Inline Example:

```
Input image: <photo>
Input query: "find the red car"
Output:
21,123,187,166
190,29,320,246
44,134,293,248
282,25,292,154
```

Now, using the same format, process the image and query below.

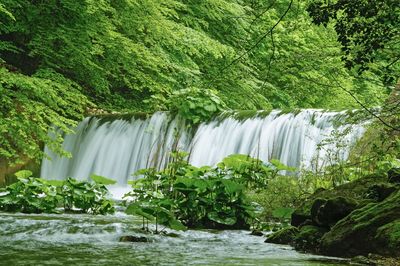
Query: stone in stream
250,230,263,236
264,226,299,245
293,225,328,253
119,235,149,242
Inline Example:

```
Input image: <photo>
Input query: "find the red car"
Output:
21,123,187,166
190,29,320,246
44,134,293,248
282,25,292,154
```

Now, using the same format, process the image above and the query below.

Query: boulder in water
119,235,149,242
293,225,328,253
264,226,299,245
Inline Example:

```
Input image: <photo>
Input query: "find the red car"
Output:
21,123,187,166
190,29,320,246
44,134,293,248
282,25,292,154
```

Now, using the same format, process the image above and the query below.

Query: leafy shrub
124,152,290,231
248,175,307,224
58,177,115,215
167,87,227,125
0,171,60,213
0,171,115,214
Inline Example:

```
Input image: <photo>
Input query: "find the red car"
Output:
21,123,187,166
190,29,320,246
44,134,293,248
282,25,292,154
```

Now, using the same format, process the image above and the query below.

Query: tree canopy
0,0,393,164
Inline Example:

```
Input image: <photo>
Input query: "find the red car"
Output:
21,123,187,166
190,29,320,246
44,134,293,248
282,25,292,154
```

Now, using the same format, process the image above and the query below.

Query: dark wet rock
320,190,400,257
265,226,299,245
312,197,358,227
298,219,313,228
119,235,149,242
293,225,328,253
365,184,397,202
310,198,327,225
250,230,263,236
163,232,180,238
291,210,310,227
388,168,400,184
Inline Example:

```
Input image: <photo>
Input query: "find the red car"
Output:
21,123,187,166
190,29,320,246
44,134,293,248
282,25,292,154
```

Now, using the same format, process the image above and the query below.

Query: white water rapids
41,110,365,189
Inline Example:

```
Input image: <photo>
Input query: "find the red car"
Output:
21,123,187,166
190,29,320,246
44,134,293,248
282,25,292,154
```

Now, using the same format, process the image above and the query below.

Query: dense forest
0,1,399,265
1,0,398,165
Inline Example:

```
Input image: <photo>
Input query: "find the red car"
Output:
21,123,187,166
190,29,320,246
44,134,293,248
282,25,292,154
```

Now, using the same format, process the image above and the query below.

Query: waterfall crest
41,110,365,185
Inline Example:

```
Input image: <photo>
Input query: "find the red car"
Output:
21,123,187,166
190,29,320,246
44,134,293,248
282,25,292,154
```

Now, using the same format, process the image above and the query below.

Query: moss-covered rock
319,190,400,257
312,196,358,227
293,225,328,253
388,168,400,184
291,210,311,227
119,235,149,242
291,174,388,227
375,220,400,254
286,172,400,258
264,226,299,245
365,184,397,202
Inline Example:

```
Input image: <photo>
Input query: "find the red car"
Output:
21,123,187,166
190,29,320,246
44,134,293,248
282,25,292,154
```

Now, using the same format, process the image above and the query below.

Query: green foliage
307,0,400,85
0,170,115,214
124,153,277,230
0,175,61,213
0,0,392,168
272,207,295,220
90,174,117,185
166,87,227,124
217,154,289,189
248,175,307,222
0,68,89,165
0,0,389,115
59,177,115,215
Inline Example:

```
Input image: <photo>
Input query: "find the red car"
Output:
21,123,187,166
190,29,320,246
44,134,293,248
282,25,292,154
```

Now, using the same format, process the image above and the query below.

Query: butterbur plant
124,152,283,231
0,170,60,213
0,171,115,214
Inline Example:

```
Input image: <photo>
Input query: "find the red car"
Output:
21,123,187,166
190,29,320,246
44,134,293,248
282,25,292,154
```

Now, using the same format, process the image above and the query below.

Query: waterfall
41,110,365,186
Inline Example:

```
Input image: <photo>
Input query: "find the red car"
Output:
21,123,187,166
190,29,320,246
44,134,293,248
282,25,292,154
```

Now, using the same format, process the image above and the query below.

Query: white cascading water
41,110,365,194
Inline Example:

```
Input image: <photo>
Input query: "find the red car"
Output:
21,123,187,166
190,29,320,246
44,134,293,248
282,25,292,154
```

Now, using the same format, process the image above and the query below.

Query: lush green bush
58,176,115,215
0,68,89,165
167,87,227,125
0,171,115,214
248,175,306,223
124,152,281,231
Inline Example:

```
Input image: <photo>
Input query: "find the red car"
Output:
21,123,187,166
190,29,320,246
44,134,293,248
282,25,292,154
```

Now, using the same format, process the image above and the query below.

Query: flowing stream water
0,211,348,266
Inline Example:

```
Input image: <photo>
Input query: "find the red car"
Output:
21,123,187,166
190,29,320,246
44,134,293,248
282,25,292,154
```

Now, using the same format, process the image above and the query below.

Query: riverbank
266,168,400,263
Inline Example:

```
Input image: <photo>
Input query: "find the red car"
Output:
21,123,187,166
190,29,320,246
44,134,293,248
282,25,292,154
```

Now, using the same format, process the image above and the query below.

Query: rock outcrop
267,170,400,259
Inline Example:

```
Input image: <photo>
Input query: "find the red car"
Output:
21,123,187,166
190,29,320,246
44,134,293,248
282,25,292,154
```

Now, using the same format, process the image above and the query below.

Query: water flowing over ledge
41,110,365,186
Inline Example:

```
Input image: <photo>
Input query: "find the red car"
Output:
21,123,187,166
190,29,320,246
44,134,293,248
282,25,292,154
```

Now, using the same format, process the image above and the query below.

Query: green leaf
45,180,65,187
15,170,33,179
168,219,187,231
126,203,155,221
270,159,296,172
272,207,294,220
207,212,237,225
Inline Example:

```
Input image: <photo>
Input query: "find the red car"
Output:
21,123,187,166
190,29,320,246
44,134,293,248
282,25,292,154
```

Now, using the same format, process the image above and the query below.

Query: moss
291,173,388,227
216,109,273,122
376,220,400,251
319,190,400,257
93,112,153,124
293,225,328,253
265,226,299,245
312,196,358,227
